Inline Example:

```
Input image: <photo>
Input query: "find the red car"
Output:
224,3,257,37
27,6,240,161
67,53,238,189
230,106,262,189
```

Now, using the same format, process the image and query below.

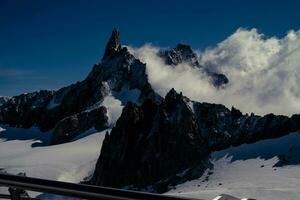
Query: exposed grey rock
159,43,200,67
0,90,54,128
193,102,300,151
51,106,109,144
0,96,10,107
158,44,229,87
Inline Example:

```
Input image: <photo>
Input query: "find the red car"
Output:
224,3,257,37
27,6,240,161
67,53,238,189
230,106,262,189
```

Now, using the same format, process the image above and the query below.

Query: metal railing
0,173,202,200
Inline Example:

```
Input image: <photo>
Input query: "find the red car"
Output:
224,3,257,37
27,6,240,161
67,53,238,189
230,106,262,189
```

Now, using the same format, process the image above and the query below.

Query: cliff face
91,89,211,193
0,90,55,128
91,88,300,192
0,96,10,107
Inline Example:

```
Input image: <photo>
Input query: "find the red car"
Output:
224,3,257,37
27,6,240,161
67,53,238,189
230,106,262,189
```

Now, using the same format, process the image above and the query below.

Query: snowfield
168,132,300,200
0,125,109,198
1,124,300,200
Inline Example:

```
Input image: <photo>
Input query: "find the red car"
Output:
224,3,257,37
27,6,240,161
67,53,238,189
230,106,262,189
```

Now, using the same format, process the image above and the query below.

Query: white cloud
128,28,300,116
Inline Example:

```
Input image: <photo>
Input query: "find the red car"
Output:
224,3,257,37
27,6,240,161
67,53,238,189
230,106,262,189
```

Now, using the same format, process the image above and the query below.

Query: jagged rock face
206,72,229,87
49,29,160,143
102,28,121,60
0,90,54,128
0,96,10,107
91,88,300,192
38,79,109,132
91,89,210,193
159,43,200,67
88,45,160,103
0,78,109,135
51,106,109,144
158,44,229,87
0,29,160,144
194,102,300,151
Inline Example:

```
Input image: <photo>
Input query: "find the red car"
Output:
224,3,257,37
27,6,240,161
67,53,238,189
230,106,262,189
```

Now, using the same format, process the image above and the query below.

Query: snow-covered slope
0,125,108,183
167,132,300,200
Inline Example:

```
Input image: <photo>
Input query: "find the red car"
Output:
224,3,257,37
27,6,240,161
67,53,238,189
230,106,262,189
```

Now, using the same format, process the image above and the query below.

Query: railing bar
0,173,204,200
0,193,10,199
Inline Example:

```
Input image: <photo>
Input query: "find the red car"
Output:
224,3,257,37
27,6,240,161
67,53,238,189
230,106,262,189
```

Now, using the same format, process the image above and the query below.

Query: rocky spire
175,43,194,54
165,88,183,104
102,28,121,60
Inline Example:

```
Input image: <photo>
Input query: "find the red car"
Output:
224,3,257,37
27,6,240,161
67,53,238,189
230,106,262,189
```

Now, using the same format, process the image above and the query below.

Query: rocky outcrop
159,43,200,67
87,33,160,103
0,90,54,128
51,106,109,144
158,44,229,87
0,96,10,107
193,102,300,151
0,79,109,133
41,79,109,131
91,88,300,192
102,28,121,60
91,89,211,193
0,29,160,144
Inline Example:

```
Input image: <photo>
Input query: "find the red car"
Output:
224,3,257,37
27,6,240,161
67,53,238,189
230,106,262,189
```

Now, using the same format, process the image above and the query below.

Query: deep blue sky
1,0,300,96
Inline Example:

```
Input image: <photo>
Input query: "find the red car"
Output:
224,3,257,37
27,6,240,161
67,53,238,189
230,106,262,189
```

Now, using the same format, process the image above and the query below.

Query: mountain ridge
1,29,300,195
90,88,300,192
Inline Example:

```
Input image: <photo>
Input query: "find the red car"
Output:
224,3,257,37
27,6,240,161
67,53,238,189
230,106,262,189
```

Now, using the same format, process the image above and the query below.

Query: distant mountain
0,96,10,107
0,29,160,144
1,29,300,195
158,44,228,87
0,29,226,144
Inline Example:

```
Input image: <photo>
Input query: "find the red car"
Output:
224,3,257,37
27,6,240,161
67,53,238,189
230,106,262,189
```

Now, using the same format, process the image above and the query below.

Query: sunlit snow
0,125,109,198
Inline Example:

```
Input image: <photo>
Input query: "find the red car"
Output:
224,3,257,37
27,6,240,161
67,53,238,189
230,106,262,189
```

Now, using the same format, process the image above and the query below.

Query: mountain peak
165,88,177,99
175,43,193,53
158,43,198,67
165,88,185,106
102,28,121,60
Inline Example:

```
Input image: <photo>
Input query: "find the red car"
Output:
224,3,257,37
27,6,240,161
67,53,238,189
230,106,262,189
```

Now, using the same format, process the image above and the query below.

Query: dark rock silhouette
0,90,54,128
91,89,211,193
51,106,109,144
158,44,229,87
0,96,10,106
91,88,300,192
102,28,121,60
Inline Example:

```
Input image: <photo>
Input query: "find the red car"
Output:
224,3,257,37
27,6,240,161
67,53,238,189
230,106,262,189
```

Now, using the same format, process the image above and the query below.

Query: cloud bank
129,28,300,116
